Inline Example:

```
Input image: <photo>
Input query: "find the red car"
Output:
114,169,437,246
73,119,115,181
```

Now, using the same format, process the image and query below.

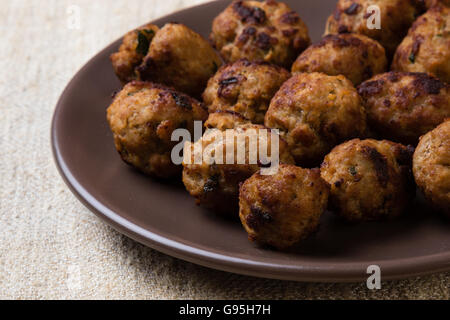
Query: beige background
0,0,448,300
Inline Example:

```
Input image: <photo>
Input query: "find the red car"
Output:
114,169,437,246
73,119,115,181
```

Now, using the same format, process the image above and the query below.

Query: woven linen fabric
0,0,448,300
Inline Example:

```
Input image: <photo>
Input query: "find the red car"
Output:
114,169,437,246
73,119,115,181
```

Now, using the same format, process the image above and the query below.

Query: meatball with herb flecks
182,124,294,215
392,4,450,83
292,33,387,86
137,23,222,98
320,139,415,222
203,59,290,124
358,72,450,145
239,164,329,250
265,72,367,167
324,0,420,58
210,0,310,68
107,81,208,179
413,120,450,216
110,23,159,84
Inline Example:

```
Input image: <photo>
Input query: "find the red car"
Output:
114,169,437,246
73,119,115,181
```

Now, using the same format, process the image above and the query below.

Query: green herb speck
349,166,357,176
409,52,415,63
136,31,150,56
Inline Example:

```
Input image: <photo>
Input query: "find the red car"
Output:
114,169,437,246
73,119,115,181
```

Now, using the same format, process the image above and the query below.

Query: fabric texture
0,0,448,299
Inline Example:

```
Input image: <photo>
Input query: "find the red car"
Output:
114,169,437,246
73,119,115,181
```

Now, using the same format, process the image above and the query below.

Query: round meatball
392,5,450,83
182,124,294,215
137,23,222,98
210,0,310,68
107,81,208,178
413,120,450,216
292,33,388,86
110,23,159,84
265,73,367,167
203,59,290,124
239,164,329,250
358,72,450,145
325,0,419,57
204,111,251,131
321,139,415,221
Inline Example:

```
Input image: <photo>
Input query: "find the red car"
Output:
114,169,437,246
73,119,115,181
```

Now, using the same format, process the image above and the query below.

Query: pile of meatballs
107,0,450,250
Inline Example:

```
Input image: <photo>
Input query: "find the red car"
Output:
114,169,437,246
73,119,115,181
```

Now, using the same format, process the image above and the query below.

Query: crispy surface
413,120,450,216
182,124,294,215
265,72,367,167
239,164,329,249
292,33,387,86
321,139,415,221
392,5,450,83
204,111,251,131
110,23,159,84
107,81,208,178
137,23,222,98
358,72,450,144
210,0,310,68
324,0,419,57
203,59,290,124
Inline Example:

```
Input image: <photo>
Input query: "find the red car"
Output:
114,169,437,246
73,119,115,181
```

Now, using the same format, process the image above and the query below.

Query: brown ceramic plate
51,0,450,282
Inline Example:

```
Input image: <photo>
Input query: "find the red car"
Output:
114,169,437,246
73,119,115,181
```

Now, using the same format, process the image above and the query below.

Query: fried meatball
392,5,450,83
210,0,310,68
292,33,387,86
325,0,419,57
107,81,208,178
110,23,159,84
321,139,415,221
182,124,294,215
204,111,251,131
265,72,367,167
358,72,450,145
239,164,329,250
137,23,222,98
413,120,450,216
203,59,290,124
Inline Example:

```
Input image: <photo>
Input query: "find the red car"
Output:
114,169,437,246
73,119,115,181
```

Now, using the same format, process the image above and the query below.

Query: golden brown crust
204,111,251,131
210,0,310,68
413,120,450,216
182,124,294,215
106,81,208,178
292,33,387,85
110,24,159,84
320,139,415,221
239,164,329,250
137,23,222,98
358,72,450,144
392,5,450,83
203,59,290,124
324,0,419,58
264,72,367,167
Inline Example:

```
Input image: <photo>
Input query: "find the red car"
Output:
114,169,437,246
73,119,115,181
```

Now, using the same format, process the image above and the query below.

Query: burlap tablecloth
0,0,448,299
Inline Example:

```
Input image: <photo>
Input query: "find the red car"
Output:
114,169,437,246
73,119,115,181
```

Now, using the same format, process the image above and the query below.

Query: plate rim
51,0,450,283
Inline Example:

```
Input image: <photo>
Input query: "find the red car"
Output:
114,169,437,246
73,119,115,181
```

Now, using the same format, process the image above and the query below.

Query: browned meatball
107,81,208,178
325,0,419,57
239,164,329,250
265,73,367,167
182,124,294,215
203,59,290,124
392,5,450,83
321,139,415,221
413,120,450,216
210,0,310,68
137,23,222,98
292,33,387,86
110,23,159,84
358,72,450,145
204,111,251,131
